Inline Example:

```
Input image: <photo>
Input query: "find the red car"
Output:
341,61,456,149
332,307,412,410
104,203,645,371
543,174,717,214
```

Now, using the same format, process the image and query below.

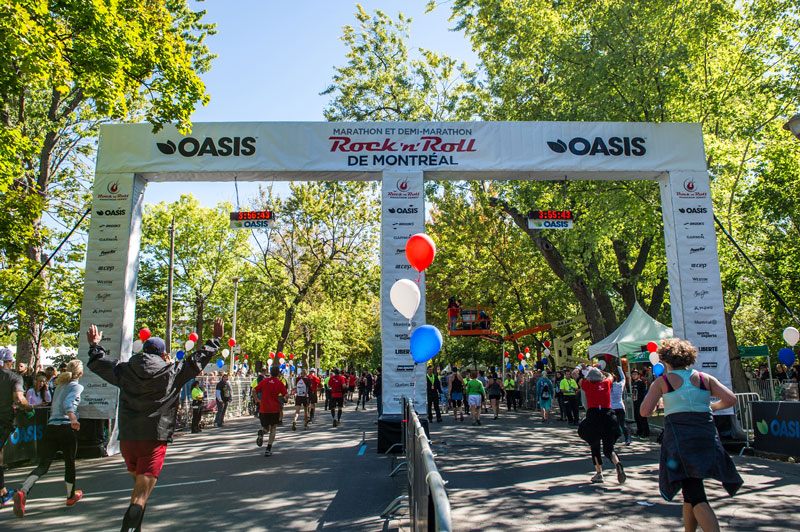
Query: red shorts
120,440,168,477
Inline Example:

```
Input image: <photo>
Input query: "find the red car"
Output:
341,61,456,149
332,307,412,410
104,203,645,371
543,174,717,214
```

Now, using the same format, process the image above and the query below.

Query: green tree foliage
0,0,215,364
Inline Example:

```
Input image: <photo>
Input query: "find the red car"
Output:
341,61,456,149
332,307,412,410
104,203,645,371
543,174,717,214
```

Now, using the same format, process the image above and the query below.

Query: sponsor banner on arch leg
78,173,145,419
661,170,732,401
381,171,427,415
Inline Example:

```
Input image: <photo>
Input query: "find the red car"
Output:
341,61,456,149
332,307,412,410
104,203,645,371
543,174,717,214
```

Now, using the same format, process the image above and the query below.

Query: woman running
13,360,84,518
641,339,742,532
578,367,626,484
486,372,504,419
449,369,465,422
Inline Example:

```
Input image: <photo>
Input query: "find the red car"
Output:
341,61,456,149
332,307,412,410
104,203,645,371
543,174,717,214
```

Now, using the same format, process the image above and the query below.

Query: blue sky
145,1,477,208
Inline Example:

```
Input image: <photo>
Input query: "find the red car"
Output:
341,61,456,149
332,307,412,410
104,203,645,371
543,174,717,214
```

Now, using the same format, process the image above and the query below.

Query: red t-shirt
448,306,459,318
308,374,320,393
329,375,347,398
581,378,612,409
348,374,356,387
255,377,288,414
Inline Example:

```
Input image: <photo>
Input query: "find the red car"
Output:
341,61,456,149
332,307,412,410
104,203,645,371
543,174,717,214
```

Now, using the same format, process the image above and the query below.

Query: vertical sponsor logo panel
381,172,427,415
667,171,731,396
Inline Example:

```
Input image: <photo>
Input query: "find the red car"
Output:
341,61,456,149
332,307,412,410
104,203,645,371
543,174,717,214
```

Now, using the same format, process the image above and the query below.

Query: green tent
587,302,673,359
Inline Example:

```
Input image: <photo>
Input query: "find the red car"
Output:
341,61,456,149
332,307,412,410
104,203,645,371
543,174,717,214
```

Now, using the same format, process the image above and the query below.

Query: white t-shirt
26,387,51,406
296,379,308,397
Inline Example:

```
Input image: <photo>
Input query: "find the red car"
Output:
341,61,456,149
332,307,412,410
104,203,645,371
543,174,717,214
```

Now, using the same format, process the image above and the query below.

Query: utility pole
230,276,242,377
165,216,175,352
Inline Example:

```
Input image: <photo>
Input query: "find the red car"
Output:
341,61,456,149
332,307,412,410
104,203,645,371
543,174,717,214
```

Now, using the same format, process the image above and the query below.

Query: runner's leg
122,474,157,532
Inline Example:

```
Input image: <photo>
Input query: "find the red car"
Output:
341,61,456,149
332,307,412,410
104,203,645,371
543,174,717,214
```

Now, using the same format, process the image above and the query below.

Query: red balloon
269,352,275,359
235,355,239,360
405,233,436,272
518,353,524,360
647,341,658,353
188,332,198,342
139,329,151,342
504,351,509,357
244,355,248,359
524,347,530,353
277,352,283,358
543,340,550,348
228,338,236,347
288,353,294,360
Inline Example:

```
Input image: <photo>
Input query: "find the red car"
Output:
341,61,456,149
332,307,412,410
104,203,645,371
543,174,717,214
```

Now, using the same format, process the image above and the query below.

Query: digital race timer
229,211,273,221
530,210,573,220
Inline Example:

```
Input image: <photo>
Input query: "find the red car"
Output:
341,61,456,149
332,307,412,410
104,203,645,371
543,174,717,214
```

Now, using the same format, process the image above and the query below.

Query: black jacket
88,338,219,442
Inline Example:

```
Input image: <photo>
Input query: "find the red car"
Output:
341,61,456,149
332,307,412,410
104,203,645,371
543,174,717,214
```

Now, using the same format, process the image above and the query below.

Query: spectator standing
560,371,580,425
12,360,85,518
0,349,34,507
374,367,383,419
447,297,460,330
554,371,565,421
44,366,56,397
214,374,232,427
26,373,52,407
426,366,442,422
190,381,205,433
504,373,518,411
631,369,650,439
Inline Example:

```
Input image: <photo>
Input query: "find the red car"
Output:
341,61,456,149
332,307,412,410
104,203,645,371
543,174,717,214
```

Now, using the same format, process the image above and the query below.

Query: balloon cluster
645,341,665,376
389,233,444,366
780,327,798,366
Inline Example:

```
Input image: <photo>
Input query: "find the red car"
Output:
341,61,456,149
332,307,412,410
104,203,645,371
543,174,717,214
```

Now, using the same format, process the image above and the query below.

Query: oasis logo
388,205,418,214
757,419,800,439
547,136,646,157
156,136,256,157
678,207,708,214
9,425,43,445
95,209,126,216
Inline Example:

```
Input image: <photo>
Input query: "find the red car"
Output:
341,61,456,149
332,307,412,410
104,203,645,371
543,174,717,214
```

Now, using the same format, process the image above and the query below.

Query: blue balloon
653,362,665,376
518,364,524,371
541,357,548,365
506,362,512,369
216,359,224,368
176,350,185,360
280,364,286,370
410,325,443,364
778,347,796,366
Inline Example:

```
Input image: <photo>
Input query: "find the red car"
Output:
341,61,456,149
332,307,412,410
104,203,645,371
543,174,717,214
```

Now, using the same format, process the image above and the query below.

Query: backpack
540,385,550,400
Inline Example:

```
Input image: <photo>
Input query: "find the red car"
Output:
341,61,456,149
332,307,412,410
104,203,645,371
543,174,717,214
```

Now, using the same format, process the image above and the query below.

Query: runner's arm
707,374,736,410
13,391,33,411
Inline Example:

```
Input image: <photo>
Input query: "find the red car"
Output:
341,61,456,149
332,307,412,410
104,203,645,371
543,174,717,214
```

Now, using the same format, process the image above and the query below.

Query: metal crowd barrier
176,375,255,429
734,392,761,450
405,399,452,532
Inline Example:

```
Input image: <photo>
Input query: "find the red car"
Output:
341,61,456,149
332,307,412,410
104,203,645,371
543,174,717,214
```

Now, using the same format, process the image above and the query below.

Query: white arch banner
78,121,728,419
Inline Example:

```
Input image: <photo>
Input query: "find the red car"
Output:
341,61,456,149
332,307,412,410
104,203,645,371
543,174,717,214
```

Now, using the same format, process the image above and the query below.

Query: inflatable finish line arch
78,121,729,422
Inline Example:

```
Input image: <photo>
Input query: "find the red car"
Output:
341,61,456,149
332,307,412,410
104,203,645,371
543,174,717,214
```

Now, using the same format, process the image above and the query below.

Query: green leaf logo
235,222,243,228
756,420,769,435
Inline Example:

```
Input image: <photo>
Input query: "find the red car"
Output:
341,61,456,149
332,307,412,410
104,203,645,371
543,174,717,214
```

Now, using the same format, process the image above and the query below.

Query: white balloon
222,349,230,358
783,327,800,347
543,348,551,356
390,279,421,320
649,352,660,366
526,353,530,358
132,339,143,353
267,358,273,365
184,340,195,351
597,359,607,370
279,358,285,364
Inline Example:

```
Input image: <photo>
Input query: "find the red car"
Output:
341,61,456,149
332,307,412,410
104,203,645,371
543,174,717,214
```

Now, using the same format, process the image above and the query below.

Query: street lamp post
783,113,800,140
230,276,242,377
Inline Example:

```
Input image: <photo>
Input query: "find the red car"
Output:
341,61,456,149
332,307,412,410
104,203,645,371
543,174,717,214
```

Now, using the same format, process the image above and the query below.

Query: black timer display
530,210,572,220
230,211,273,221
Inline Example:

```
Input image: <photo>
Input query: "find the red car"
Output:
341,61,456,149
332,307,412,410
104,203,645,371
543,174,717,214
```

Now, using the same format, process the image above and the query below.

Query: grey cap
586,367,604,382
0,348,14,362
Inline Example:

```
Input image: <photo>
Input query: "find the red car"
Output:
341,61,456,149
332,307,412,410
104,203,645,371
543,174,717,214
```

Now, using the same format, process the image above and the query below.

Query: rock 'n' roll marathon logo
329,126,476,167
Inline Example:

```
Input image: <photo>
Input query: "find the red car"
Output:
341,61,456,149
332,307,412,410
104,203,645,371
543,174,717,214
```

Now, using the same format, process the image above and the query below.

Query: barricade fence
405,399,452,532
177,375,256,429
735,392,761,448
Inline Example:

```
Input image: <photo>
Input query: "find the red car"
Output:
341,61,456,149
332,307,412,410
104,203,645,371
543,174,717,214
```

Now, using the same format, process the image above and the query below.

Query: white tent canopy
587,302,673,359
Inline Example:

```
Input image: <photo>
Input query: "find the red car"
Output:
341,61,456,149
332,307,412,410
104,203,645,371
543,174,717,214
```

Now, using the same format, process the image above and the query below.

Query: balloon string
414,272,421,283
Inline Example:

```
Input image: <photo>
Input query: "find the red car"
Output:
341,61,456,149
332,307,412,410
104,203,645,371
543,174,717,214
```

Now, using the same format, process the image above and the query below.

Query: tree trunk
194,295,205,347
725,309,749,393
587,256,618,333
647,278,669,318
489,198,607,342
16,239,44,366
276,304,296,355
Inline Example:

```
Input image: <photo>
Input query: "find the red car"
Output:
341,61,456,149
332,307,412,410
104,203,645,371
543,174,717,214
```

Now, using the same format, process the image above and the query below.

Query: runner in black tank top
450,371,465,422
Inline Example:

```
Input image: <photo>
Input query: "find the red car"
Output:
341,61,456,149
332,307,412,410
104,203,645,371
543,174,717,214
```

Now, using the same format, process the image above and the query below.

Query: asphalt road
1,402,404,532
429,405,800,532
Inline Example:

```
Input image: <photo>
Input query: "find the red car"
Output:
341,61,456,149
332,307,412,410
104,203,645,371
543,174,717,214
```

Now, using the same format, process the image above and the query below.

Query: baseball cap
142,337,167,355
0,348,14,363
